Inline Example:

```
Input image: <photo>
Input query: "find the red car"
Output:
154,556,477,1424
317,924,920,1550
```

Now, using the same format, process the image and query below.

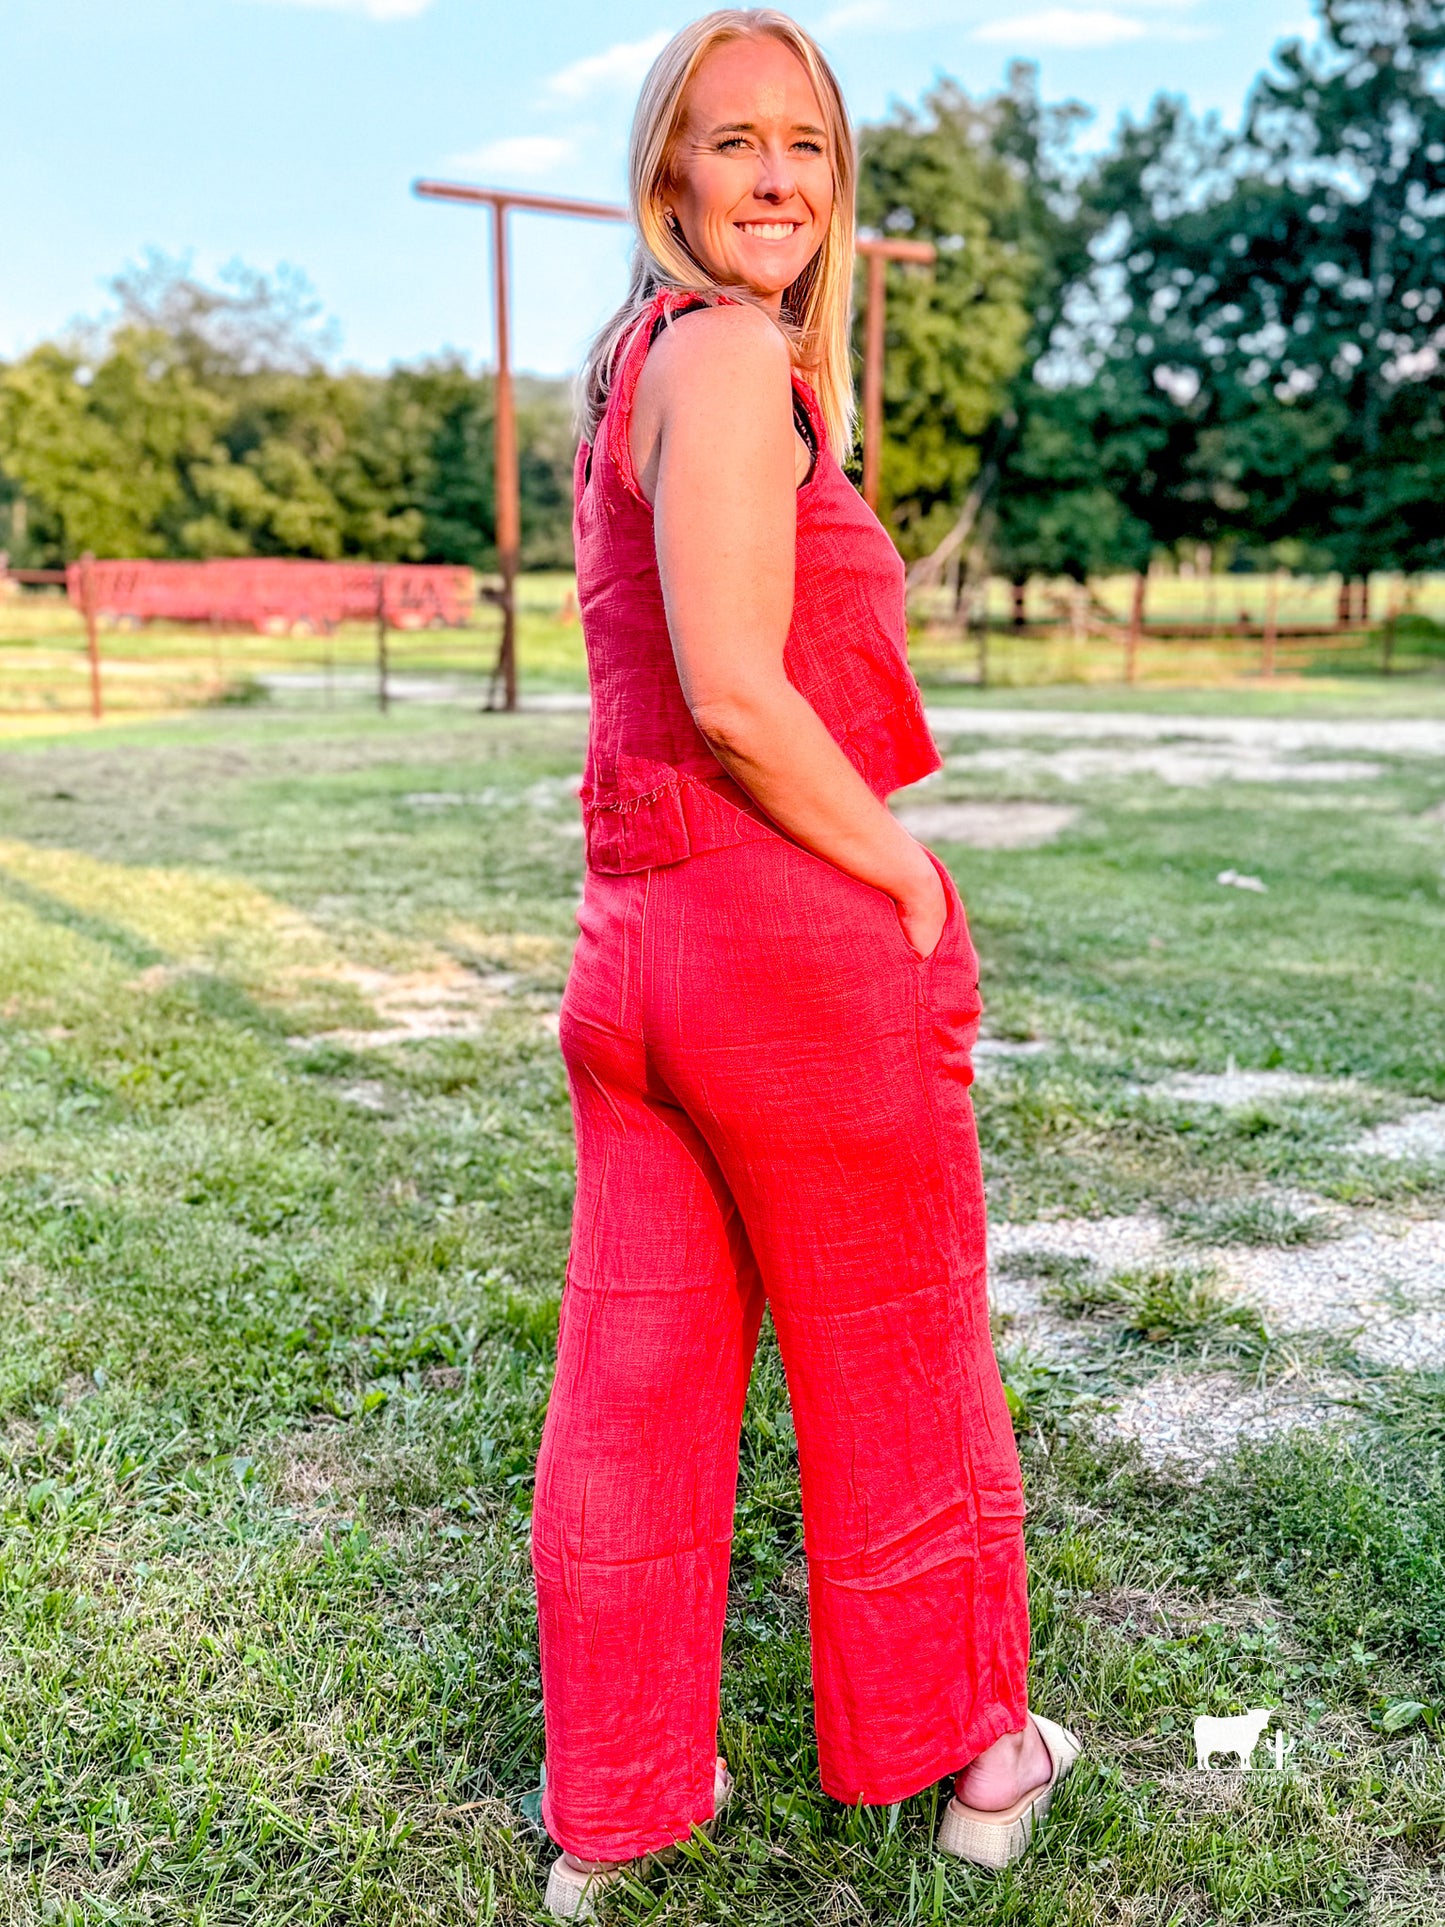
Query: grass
0,700,1443,1921
1165,1196,1341,1248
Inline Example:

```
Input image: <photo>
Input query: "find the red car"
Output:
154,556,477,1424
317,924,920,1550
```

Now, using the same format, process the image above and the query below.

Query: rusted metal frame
79,551,102,720
415,183,938,708
414,181,628,713
856,236,935,515
1261,571,1279,679
1125,571,1147,684
376,565,390,713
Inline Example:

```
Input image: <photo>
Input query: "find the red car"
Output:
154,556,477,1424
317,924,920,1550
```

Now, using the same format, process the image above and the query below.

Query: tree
1077,0,1445,577
0,329,226,559
855,79,1036,557
0,257,580,569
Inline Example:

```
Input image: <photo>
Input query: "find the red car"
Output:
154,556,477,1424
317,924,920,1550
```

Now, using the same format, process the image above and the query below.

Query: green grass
0,703,1443,1922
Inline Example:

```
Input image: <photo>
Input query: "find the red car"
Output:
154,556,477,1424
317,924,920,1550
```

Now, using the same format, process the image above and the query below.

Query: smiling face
666,33,835,315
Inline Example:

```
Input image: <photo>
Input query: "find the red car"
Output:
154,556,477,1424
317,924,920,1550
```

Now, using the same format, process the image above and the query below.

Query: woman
530,11,1081,1916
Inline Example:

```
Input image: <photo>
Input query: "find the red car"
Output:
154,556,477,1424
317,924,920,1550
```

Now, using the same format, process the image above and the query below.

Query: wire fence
3,570,1444,720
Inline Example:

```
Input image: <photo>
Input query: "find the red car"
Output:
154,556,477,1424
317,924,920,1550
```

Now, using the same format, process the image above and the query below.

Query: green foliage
0,259,576,568
0,329,226,558
855,79,1035,557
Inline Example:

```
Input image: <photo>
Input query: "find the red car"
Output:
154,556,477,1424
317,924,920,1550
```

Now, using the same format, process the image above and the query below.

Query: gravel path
987,1210,1445,1471
1090,1370,1355,1469
925,707,1445,756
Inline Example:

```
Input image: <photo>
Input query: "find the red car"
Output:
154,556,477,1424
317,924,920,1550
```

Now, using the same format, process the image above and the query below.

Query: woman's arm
633,304,946,956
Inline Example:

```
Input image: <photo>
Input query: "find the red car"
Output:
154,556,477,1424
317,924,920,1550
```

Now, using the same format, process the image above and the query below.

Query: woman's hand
894,852,948,960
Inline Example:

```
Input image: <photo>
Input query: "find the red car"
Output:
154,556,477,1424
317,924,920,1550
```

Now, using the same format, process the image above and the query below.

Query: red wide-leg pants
532,830,1030,1862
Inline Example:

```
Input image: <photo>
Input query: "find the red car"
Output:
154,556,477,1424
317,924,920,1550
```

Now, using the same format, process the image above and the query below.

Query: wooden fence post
80,551,102,720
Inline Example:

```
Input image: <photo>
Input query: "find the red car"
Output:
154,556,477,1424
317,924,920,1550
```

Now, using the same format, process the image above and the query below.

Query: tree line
2,0,1440,595
864,0,1445,605
0,258,575,572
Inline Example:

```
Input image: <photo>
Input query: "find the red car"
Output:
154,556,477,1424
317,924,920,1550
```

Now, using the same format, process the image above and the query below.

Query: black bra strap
586,300,820,491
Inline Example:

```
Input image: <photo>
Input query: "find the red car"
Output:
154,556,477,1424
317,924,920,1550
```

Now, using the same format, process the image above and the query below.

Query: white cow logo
1193,1708,1275,1770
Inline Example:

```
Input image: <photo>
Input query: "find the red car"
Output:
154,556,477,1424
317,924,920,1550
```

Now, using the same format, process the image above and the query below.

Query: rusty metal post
1261,570,1279,679
491,199,520,714
79,551,102,720
413,181,630,715
1126,571,1146,683
376,565,390,713
861,249,887,514
857,236,936,517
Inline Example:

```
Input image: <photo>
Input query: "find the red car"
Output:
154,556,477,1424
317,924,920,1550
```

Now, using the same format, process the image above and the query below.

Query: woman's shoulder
641,294,790,397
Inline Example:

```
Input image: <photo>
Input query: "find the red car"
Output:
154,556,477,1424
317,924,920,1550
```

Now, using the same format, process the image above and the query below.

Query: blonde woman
530,10,1081,1916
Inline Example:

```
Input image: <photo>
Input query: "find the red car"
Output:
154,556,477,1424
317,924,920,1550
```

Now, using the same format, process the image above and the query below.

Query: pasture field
5,571,1445,723
0,700,1443,1923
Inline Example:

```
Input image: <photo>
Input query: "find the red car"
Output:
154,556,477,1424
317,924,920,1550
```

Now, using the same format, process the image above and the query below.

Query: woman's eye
717,137,750,152
794,140,824,155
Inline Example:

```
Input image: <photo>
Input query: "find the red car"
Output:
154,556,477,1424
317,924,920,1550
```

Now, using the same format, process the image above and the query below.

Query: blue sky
4,0,1316,378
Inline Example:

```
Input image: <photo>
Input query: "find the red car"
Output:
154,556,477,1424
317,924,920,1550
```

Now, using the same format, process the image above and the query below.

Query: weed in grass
1167,1194,1341,1247
1045,1261,1271,1355
995,1247,1103,1287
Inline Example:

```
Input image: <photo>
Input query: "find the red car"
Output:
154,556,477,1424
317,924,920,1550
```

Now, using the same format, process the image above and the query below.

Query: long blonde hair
580,9,856,457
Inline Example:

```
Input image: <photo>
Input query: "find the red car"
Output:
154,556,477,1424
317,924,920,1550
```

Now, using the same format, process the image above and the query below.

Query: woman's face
667,35,834,313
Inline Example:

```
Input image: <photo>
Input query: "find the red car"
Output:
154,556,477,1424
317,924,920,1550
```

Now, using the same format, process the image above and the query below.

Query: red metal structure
414,181,937,711
64,558,473,633
413,183,630,712
856,236,938,513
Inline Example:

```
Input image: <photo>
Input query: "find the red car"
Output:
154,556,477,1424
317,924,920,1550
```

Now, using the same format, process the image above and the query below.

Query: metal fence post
377,565,390,712
80,551,102,720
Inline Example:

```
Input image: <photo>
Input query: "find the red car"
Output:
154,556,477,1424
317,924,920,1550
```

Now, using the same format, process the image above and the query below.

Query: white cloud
262,0,435,17
974,8,1148,47
544,32,670,102
449,135,577,179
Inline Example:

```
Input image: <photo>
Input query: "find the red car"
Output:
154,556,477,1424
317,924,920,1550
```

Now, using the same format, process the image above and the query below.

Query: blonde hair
580,9,856,457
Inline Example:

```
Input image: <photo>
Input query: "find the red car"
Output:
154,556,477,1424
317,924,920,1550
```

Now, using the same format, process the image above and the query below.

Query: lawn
1,700,1443,1923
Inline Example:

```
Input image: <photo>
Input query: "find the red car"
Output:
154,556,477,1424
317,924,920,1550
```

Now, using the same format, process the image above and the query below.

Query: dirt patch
1225,1219,1445,1369
891,800,1080,849
288,959,511,1048
925,707,1445,756
974,1036,1051,1061
990,1216,1170,1313
336,1080,390,1111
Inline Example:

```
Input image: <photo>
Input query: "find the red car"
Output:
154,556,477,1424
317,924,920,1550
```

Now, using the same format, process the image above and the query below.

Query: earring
665,210,681,231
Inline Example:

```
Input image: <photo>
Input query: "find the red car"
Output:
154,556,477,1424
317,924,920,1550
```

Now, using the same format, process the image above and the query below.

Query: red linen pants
532,828,1030,1862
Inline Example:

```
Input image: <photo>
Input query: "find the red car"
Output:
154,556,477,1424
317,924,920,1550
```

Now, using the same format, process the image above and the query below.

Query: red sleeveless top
573,289,940,873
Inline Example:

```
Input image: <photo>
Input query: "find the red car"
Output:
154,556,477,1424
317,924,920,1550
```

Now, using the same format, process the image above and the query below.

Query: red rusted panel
64,559,474,632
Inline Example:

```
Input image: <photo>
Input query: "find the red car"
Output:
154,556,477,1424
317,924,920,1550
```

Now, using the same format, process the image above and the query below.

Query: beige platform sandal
543,1757,734,1920
936,1712,1081,1871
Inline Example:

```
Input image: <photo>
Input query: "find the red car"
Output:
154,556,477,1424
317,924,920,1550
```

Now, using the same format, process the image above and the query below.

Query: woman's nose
753,146,797,202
